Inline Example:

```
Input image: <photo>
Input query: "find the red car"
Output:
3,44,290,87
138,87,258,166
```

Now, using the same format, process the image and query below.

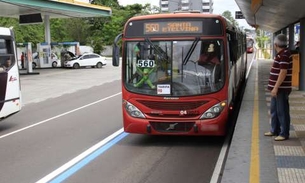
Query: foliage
255,29,270,49
0,1,154,54
221,11,239,27
262,49,271,59
50,19,67,43
88,2,147,53
0,17,44,45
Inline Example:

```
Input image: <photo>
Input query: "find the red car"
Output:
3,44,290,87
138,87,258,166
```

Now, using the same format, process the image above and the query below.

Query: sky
117,0,252,29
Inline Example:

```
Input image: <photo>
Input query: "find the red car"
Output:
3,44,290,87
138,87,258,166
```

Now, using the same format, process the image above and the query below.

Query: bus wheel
73,63,80,69
52,61,57,68
96,62,103,68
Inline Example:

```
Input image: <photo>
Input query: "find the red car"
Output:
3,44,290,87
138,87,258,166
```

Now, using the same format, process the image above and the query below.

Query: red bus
112,12,247,136
246,37,254,53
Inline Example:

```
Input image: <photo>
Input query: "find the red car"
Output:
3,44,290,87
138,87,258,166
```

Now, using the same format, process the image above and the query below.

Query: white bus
0,27,22,120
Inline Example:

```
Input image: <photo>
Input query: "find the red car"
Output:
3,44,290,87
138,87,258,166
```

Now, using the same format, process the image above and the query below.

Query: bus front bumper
123,110,229,136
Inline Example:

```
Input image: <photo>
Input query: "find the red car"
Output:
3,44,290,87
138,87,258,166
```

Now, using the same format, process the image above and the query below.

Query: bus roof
0,27,12,36
129,13,224,21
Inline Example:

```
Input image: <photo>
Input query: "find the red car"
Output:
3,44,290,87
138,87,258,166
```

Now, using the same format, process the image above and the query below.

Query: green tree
50,19,67,43
222,11,239,27
61,18,90,44
0,17,44,45
255,29,270,49
92,0,120,8
87,2,148,53
255,29,271,59
0,1,158,54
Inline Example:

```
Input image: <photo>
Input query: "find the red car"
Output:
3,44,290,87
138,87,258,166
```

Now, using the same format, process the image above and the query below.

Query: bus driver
197,43,220,66
0,58,11,72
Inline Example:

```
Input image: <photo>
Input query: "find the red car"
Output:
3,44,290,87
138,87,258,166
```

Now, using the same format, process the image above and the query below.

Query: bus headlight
123,100,145,118
200,101,226,119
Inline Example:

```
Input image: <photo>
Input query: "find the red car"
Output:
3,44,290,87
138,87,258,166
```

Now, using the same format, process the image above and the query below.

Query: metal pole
289,24,295,50
299,18,305,91
282,27,287,35
26,42,33,73
44,15,51,44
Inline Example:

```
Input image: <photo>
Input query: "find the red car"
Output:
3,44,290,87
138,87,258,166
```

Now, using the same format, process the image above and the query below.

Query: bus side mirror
112,33,122,67
112,45,120,66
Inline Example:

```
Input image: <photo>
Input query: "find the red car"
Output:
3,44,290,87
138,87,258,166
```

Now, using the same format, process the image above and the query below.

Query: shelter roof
0,0,111,19
235,0,305,32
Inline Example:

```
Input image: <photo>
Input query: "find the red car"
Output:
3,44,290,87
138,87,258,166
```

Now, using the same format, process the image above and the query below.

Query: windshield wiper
145,37,167,61
182,37,200,65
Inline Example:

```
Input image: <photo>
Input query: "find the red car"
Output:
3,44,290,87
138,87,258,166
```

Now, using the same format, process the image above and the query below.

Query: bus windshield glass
0,37,14,72
247,38,254,48
124,39,225,96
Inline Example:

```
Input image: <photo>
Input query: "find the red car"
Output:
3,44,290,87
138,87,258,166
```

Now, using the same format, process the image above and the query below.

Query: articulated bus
112,12,247,136
0,27,22,120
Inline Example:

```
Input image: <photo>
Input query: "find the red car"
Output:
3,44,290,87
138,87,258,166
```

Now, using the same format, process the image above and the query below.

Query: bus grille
137,100,207,110
150,122,195,132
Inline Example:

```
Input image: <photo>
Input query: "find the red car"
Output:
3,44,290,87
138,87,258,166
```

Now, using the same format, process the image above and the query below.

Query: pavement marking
249,60,260,183
36,128,128,183
246,53,256,79
209,132,230,183
0,92,122,140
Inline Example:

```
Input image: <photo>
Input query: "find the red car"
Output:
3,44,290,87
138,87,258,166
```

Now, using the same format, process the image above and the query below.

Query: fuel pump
37,43,51,68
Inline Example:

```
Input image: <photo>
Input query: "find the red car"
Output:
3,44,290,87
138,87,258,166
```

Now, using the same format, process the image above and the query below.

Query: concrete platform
222,59,305,183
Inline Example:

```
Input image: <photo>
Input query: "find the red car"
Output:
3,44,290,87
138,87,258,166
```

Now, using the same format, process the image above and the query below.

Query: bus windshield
247,38,254,48
124,39,225,96
0,38,14,72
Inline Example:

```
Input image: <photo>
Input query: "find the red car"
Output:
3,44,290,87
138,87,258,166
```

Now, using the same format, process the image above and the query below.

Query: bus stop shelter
235,0,305,91
0,0,112,73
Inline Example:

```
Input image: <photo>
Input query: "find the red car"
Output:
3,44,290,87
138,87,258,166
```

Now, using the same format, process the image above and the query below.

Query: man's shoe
274,136,288,141
264,132,275,136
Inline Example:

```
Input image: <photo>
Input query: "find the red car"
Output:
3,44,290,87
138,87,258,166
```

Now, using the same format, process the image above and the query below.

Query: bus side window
0,39,7,54
230,40,238,62
5,40,12,54
227,32,237,63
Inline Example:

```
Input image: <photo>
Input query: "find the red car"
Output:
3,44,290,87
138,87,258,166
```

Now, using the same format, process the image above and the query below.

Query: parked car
64,53,107,69
32,52,61,68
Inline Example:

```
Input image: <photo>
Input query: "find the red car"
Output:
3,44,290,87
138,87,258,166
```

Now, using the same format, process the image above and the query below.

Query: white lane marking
0,92,122,140
209,134,230,183
246,53,256,79
36,128,125,183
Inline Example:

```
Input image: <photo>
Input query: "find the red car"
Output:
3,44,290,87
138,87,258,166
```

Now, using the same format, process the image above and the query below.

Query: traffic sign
235,11,244,19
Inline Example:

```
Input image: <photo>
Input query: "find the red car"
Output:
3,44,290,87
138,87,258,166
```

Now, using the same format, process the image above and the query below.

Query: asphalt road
0,61,243,183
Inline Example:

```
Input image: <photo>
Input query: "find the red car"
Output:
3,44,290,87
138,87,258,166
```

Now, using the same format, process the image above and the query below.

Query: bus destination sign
144,21,203,35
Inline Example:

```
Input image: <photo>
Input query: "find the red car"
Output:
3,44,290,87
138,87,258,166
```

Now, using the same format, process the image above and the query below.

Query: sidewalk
267,89,305,183
263,59,305,183
221,59,305,183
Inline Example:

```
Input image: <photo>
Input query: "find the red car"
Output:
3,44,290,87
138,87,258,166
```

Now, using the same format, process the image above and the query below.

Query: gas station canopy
0,0,112,74
0,0,111,19
235,0,305,33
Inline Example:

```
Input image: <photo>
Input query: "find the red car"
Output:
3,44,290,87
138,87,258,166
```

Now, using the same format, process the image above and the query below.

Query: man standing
21,52,25,69
264,34,293,141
